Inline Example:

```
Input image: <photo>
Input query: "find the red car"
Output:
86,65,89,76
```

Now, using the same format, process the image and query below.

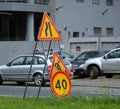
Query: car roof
14,54,46,59
82,50,99,53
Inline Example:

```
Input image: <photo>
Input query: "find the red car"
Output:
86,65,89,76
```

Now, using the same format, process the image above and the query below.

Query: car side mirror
71,55,74,58
103,55,107,59
7,63,11,66
63,56,65,59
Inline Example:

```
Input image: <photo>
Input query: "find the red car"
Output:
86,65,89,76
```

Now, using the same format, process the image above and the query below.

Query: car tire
34,73,45,86
105,74,113,78
0,75,3,85
89,66,99,79
16,81,25,85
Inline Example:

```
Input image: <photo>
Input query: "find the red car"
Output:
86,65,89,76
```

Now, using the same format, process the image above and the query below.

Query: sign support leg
23,41,38,99
37,40,52,98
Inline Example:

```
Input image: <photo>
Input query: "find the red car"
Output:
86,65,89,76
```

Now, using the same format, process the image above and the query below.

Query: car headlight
79,64,84,69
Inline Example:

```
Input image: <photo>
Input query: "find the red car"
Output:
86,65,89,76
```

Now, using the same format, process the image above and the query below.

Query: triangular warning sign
37,12,62,41
50,52,71,79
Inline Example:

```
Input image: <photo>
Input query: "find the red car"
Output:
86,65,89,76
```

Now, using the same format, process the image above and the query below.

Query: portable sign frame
23,12,69,99
37,12,62,41
51,71,72,98
49,52,71,79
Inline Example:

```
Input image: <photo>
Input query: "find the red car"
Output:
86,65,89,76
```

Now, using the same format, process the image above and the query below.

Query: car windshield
49,56,70,65
95,50,110,57
75,52,98,60
56,51,73,58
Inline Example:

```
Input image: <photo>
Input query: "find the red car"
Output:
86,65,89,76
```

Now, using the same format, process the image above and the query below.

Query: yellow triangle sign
50,52,71,79
37,12,62,40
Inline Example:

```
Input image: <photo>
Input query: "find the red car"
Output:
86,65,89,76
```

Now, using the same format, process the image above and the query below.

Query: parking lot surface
72,76,120,88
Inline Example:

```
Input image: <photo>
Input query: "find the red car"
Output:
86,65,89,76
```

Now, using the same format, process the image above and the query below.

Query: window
76,0,84,3
34,0,49,4
9,19,16,41
82,32,85,37
106,0,113,6
106,28,113,36
92,0,100,5
11,56,25,66
25,56,40,65
25,57,36,65
107,50,120,59
38,57,45,64
94,27,101,36
73,32,79,37
0,20,2,39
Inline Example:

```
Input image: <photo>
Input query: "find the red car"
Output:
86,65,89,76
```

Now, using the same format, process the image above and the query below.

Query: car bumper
73,68,85,77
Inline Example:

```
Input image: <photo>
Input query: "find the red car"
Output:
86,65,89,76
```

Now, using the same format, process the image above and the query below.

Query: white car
83,48,120,79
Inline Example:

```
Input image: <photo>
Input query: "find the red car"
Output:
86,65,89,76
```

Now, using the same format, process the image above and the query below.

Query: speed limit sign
51,71,72,98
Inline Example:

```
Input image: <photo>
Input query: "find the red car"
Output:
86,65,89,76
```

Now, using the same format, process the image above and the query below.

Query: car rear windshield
49,56,70,65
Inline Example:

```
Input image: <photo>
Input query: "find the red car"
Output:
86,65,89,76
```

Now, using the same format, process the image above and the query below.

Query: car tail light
68,66,74,77
47,65,51,73
70,66,75,73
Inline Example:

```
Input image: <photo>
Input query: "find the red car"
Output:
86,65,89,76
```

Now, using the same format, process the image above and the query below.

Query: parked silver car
83,48,120,79
0,54,50,86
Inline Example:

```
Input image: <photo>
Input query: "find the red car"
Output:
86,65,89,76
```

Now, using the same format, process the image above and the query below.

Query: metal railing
0,0,27,3
0,0,49,4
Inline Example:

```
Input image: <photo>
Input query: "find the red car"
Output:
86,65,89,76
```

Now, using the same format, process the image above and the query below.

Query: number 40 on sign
51,71,72,98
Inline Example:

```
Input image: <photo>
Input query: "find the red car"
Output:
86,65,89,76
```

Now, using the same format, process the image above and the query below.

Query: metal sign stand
23,41,38,99
23,40,62,99
23,12,62,99
37,40,52,98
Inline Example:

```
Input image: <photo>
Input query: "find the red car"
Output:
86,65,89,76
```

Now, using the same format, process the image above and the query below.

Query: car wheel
34,73,45,86
105,74,113,78
0,75,3,85
89,66,99,79
16,81,25,85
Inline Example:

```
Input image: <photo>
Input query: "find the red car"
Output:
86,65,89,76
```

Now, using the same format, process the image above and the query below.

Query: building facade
0,0,51,65
0,0,120,64
55,0,120,56
0,0,50,41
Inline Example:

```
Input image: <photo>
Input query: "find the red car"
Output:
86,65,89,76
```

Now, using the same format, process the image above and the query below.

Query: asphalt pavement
71,76,120,97
72,76,120,88
0,76,120,97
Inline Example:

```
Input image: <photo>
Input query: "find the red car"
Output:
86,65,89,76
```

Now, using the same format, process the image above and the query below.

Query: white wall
0,41,63,65
55,0,120,37
54,0,120,54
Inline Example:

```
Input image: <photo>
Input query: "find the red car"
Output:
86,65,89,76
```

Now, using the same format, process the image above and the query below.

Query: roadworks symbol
37,12,62,40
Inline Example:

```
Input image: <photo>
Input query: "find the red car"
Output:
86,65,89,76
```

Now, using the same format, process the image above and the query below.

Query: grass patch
0,96,120,109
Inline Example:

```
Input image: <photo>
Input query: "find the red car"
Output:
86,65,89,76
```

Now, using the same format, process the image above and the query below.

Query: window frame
92,0,100,5
93,27,102,36
76,0,84,3
73,32,80,38
106,0,113,6
106,28,113,37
